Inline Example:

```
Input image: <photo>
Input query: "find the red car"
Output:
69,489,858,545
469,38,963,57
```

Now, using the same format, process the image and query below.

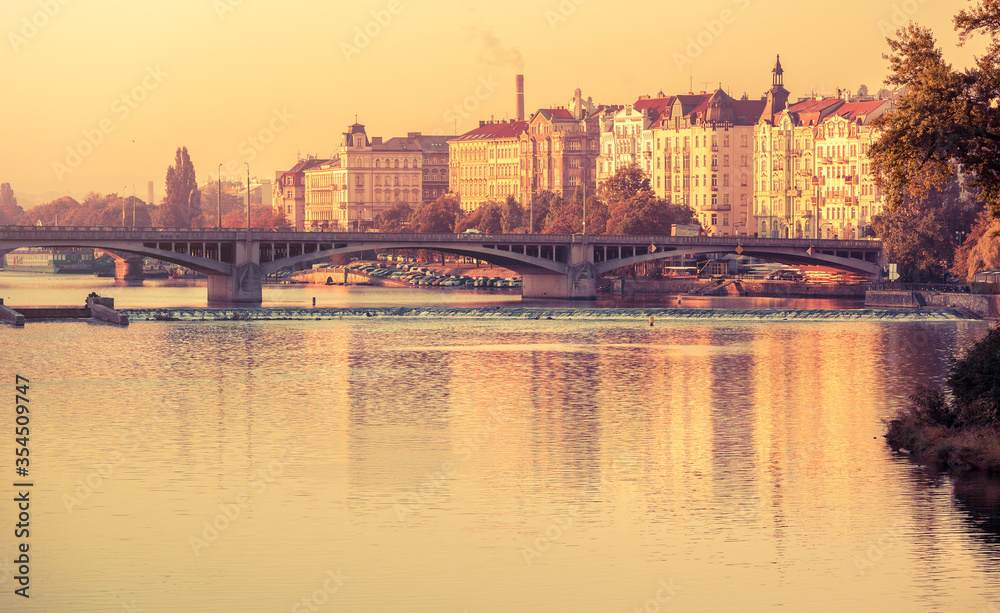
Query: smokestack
516,74,525,122
147,181,154,205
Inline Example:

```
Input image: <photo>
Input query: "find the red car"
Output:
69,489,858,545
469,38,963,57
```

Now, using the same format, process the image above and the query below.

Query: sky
1,0,986,208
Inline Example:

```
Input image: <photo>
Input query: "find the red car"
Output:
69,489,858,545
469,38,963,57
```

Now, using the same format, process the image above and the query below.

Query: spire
762,55,790,124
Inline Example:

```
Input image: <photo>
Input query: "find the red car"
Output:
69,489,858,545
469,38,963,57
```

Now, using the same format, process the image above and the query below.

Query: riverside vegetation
886,326,1000,471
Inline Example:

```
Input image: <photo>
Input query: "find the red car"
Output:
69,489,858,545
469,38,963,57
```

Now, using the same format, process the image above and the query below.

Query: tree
199,181,245,227
159,147,201,227
869,3,1000,216
374,202,413,232
458,200,503,234
412,194,463,233
954,210,1000,280
23,196,81,226
500,195,524,232
0,183,23,224
599,165,695,235
870,171,977,280
528,190,560,233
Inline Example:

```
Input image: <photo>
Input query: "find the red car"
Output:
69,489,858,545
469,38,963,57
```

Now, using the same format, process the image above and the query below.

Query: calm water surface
0,275,998,612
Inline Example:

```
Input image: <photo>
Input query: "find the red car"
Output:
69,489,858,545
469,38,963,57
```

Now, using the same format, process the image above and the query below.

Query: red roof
451,120,528,141
537,108,576,121
788,98,843,126
280,158,333,176
826,100,888,124
633,96,674,122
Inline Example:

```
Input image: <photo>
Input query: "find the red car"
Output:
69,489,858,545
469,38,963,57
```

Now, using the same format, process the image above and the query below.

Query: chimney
515,74,525,122
147,181,153,205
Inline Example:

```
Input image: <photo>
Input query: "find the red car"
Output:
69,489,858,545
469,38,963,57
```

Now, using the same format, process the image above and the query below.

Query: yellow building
448,120,528,212
647,90,764,236
303,124,450,230
755,91,889,239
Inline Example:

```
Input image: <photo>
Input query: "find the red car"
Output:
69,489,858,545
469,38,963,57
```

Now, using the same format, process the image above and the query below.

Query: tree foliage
953,210,1000,280
22,193,154,227
458,200,503,234
199,181,246,227
0,183,23,224
500,196,524,232
870,3,1000,215
598,164,695,235
412,194,462,233
869,174,977,280
159,147,201,227
374,202,413,232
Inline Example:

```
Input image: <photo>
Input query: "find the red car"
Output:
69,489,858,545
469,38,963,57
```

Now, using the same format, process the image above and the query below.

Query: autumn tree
412,194,463,233
953,210,1000,280
528,190,560,233
500,195,524,232
541,189,607,235
374,202,414,232
22,196,81,226
870,2,1000,216
158,147,201,227
199,181,245,227
458,200,503,234
598,165,695,235
0,183,22,224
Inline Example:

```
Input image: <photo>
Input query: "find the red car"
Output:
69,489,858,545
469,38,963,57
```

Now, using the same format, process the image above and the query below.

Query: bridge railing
0,226,882,250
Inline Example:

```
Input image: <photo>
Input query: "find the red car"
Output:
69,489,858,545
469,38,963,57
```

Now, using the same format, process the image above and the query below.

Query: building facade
644,90,764,236
275,159,335,230
519,89,610,207
754,62,890,239
448,120,528,212
302,124,451,231
597,94,668,183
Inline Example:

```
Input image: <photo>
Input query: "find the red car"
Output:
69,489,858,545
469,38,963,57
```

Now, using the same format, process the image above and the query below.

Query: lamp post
122,185,127,227
218,164,223,229
132,185,136,228
245,162,251,230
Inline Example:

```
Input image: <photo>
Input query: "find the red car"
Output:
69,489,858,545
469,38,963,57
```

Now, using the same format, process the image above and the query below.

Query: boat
3,247,97,274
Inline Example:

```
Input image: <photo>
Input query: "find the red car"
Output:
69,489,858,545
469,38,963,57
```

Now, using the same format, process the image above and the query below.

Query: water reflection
2,317,1000,611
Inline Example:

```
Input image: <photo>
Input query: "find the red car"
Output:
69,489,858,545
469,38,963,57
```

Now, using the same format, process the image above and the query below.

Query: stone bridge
0,227,884,302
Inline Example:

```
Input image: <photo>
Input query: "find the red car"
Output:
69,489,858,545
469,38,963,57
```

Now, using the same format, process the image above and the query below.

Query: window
723,155,730,167
741,174,747,187
711,213,718,225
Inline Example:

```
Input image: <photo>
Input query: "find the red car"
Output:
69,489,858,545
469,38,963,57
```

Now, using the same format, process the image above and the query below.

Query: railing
870,282,971,293
0,227,883,252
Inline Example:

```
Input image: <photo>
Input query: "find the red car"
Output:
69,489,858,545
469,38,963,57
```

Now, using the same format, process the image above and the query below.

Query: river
0,273,997,612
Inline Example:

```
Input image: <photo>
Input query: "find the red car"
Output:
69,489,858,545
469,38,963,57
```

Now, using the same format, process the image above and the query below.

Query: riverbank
885,326,1000,472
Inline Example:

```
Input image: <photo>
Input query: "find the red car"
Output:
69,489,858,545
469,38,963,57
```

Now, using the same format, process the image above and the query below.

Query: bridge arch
262,241,569,276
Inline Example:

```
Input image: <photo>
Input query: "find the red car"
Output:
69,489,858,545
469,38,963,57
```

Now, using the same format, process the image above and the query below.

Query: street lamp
218,164,222,229
245,162,251,230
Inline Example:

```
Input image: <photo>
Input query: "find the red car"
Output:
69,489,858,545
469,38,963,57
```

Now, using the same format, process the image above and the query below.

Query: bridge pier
208,263,263,304
521,240,597,300
115,256,144,281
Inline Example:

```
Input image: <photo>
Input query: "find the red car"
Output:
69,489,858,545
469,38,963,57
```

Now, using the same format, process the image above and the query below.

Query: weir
0,227,885,304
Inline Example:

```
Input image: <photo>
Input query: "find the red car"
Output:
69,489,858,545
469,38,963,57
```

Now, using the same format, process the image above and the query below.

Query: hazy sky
1,0,985,206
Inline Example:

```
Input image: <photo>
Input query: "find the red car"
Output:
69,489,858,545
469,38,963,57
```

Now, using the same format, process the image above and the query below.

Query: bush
885,326,1000,471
